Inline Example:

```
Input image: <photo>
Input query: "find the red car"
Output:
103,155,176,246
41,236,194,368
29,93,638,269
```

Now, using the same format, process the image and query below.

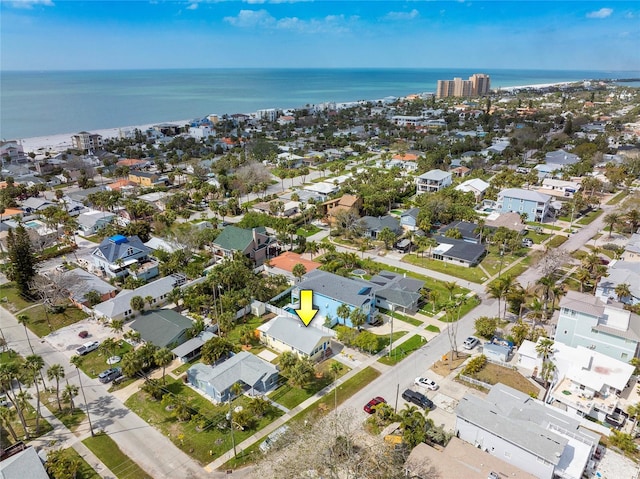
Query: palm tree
154,348,174,384
16,314,34,354
349,308,367,331
305,241,320,259
535,338,555,362
336,304,351,326
615,283,632,303
536,275,556,318
69,355,94,437
574,267,592,293
24,354,45,434
46,364,65,411
526,298,545,328
144,295,154,310
0,406,19,442
627,402,640,436
540,360,557,402
604,212,622,238
62,383,79,410
486,280,504,320
592,264,608,294
99,337,118,361
14,391,33,439
292,263,307,283
110,319,124,337
626,209,640,233
444,281,457,301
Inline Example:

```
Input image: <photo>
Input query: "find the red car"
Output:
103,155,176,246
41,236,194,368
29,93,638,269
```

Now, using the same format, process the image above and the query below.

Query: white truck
76,340,99,356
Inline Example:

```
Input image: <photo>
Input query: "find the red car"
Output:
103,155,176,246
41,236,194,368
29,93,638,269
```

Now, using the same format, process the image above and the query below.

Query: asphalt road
0,307,209,479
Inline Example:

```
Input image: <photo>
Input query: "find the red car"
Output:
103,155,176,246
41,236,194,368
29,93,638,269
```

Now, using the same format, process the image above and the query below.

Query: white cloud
586,8,613,19
224,9,356,33
383,9,419,21
8,0,54,8
186,2,198,9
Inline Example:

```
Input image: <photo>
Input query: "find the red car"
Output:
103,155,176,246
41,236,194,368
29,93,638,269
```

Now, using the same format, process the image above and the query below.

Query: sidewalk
204,318,446,472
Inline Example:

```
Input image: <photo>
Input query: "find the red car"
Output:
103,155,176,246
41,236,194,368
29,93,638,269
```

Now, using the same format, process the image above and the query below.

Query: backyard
125,377,284,464
75,341,133,379
459,362,540,397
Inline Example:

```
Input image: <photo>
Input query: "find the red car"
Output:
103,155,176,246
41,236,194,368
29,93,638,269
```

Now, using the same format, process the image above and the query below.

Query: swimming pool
24,220,41,228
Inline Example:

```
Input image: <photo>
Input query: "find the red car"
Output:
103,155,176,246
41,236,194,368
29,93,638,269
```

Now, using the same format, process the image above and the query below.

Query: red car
364,396,386,414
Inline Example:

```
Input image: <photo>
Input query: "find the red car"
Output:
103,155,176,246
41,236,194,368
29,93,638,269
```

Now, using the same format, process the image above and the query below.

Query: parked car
78,330,89,339
0,395,10,408
414,377,439,391
401,389,433,410
521,238,533,247
463,336,479,350
364,396,386,414
76,340,99,356
98,367,122,384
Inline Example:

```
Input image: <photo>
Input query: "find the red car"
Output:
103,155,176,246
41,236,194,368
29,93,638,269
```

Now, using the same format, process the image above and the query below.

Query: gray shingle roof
417,169,451,181
368,271,424,309
93,235,150,263
433,235,486,264
560,290,605,317
93,276,180,319
297,270,374,308
130,309,193,348
361,215,401,234
260,316,331,356
0,447,49,479
62,268,116,303
499,188,551,203
188,351,278,393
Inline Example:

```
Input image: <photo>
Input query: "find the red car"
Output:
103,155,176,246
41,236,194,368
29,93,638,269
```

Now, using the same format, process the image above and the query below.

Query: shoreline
16,80,584,154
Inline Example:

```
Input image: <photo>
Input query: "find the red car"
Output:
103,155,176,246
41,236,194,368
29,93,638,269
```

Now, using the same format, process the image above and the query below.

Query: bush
474,316,499,339
463,355,487,375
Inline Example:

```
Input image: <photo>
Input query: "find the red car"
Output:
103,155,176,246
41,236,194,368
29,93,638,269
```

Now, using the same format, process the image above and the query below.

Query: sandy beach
16,80,580,153
19,119,191,154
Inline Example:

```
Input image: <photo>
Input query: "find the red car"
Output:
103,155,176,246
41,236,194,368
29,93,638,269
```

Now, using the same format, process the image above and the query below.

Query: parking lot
45,316,117,357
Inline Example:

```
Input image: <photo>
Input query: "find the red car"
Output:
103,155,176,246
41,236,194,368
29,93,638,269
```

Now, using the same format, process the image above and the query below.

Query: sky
1,1,639,71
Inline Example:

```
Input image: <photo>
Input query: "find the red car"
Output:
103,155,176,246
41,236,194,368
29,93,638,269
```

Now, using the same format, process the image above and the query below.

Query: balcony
553,377,619,417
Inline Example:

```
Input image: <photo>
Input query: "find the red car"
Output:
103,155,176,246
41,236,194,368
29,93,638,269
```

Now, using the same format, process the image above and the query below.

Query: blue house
91,234,158,280
496,188,551,222
554,290,640,361
292,270,376,327
400,208,420,231
187,351,279,403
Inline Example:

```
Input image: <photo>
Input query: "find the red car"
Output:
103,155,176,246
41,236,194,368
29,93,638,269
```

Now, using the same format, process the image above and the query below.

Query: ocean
1,68,639,140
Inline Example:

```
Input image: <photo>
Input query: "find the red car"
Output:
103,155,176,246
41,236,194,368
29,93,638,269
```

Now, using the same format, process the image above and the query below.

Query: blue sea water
1,68,639,140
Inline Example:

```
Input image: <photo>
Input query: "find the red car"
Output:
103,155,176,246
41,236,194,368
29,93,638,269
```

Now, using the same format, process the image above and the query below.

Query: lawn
402,255,486,283
221,366,381,470
461,362,539,397
576,209,604,225
226,315,265,344
296,224,322,237
0,283,88,336
268,360,350,410
380,308,422,326
547,235,569,248
76,341,133,379
40,391,87,432
524,231,550,244
526,221,563,231
172,359,200,376
83,433,153,479
437,295,480,322
370,331,407,354
125,377,284,464
0,402,53,447
607,191,627,205
378,334,426,366
425,325,441,333
480,248,528,277
52,448,101,479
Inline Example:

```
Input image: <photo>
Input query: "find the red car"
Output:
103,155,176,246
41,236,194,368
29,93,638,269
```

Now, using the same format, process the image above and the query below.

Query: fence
269,286,294,304
458,374,492,390
485,356,517,370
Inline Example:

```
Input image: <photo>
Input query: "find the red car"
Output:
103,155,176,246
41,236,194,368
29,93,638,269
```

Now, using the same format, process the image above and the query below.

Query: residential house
257,315,332,361
484,212,527,234
497,188,551,222
128,171,165,187
400,208,420,231
116,158,150,169
303,182,340,200
455,384,599,479
62,268,118,309
518,339,634,427
415,169,452,194
91,234,158,280
77,210,115,236
540,178,581,198
431,235,486,267
368,271,424,313
72,131,103,153
0,446,49,479
187,351,279,403
554,290,640,361
171,330,217,363
361,215,402,239
20,197,53,214
106,179,137,193
451,165,471,177
455,178,490,203
622,233,640,262
545,149,580,166
265,251,321,282
129,309,193,348
0,140,27,164
596,260,640,305
92,274,185,322
138,191,172,211
404,439,537,479
321,194,362,225
144,236,184,254
293,270,376,328
211,226,278,266
439,221,481,243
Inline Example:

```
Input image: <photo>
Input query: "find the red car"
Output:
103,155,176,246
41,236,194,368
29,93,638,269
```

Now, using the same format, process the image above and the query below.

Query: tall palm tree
46,364,65,411
604,212,622,238
526,298,546,328
14,391,33,439
444,281,457,301
615,283,632,303
574,267,592,293
16,314,34,354
336,304,351,326
626,209,640,233
486,280,505,320
62,383,79,410
536,275,556,318
153,348,174,385
592,264,609,295
0,406,19,442
627,402,640,436
24,354,45,434
69,355,94,437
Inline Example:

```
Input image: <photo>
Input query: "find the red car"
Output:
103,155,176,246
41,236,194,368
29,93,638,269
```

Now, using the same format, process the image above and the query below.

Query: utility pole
227,400,237,458
388,305,395,358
